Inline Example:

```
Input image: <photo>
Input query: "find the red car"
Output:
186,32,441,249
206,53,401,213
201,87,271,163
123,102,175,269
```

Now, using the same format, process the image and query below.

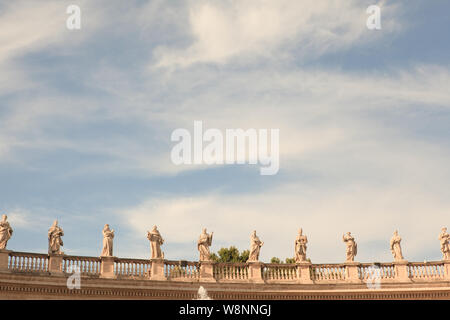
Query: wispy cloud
117,179,447,263
154,0,400,68
0,1,449,263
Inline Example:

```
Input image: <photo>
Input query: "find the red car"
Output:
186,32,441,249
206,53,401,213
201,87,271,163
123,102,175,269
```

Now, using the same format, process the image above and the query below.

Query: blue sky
0,0,449,263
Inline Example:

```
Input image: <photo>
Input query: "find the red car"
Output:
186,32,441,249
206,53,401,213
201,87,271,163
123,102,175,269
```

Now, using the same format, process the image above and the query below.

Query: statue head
442,227,447,232
52,220,58,227
202,228,207,234
394,230,398,235
104,224,110,230
298,228,303,235
1,214,7,221
152,225,157,231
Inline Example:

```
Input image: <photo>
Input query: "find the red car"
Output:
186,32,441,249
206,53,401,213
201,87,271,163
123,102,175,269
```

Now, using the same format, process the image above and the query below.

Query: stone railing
0,250,449,284
62,255,101,275
408,261,446,280
213,263,249,281
8,251,49,273
312,263,347,281
359,263,396,281
262,263,298,281
114,258,151,278
164,260,200,280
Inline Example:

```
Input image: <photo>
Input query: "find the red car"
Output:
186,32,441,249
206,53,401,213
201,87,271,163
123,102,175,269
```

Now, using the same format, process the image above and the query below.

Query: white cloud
154,0,399,68
4,208,49,230
118,178,448,263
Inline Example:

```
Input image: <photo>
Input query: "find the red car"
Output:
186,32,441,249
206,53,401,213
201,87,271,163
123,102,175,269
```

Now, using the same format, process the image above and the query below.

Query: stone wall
0,250,449,299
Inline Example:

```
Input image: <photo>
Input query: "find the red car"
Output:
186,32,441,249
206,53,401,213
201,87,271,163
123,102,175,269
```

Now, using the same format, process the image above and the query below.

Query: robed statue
147,225,164,259
342,232,357,262
248,230,264,262
295,228,308,262
197,228,213,261
439,227,450,260
48,220,64,254
390,230,404,261
101,224,115,257
0,214,13,250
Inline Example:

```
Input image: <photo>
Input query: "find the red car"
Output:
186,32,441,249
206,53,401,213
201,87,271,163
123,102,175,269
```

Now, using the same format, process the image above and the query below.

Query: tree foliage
270,257,297,264
210,246,250,263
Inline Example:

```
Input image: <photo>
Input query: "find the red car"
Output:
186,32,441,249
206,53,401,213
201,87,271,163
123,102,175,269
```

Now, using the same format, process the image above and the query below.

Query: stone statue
48,220,64,254
101,224,115,257
147,225,164,259
295,228,308,262
248,230,264,262
0,214,13,250
195,286,212,300
439,227,450,260
197,228,213,261
342,232,357,262
390,230,404,261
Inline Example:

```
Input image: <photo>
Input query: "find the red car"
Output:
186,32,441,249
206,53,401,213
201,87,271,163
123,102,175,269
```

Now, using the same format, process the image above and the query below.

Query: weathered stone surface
248,231,263,262
343,232,357,262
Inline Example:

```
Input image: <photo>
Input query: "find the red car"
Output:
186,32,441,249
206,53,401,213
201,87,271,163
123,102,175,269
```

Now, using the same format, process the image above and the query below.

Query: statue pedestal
150,258,166,281
393,260,411,282
199,261,216,282
0,249,11,271
49,254,64,275
296,262,313,284
248,261,264,283
443,260,450,280
100,256,116,279
345,261,362,283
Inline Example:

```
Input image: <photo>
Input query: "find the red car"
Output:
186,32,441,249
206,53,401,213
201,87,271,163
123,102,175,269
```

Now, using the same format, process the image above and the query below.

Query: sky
0,0,449,263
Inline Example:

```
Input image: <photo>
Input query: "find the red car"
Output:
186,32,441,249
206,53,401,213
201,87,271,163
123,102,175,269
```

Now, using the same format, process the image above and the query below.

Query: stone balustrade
262,263,298,281
312,263,347,281
359,262,396,280
408,261,446,280
62,255,101,275
114,258,151,278
8,251,49,273
1,249,449,285
164,260,200,280
213,263,249,281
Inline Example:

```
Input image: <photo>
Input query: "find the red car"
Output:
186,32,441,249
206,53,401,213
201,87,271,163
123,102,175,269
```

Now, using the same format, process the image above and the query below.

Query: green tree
270,257,281,264
270,257,297,264
285,258,296,264
210,246,250,263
